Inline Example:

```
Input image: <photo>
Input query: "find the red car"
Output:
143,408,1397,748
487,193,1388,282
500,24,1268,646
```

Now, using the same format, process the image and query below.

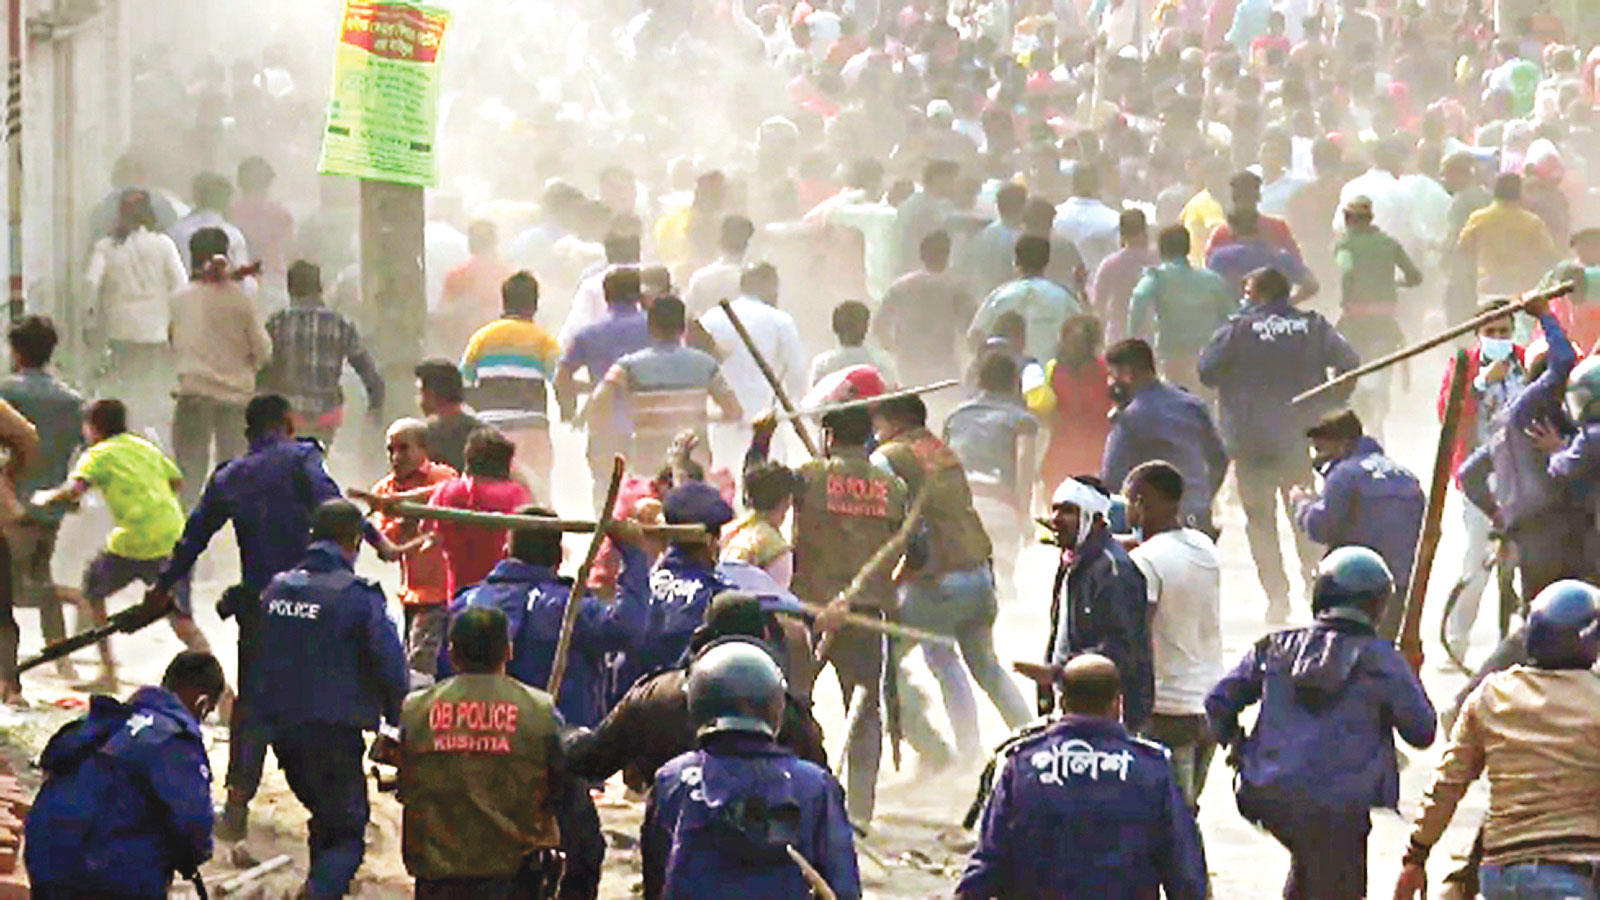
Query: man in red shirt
428,427,531,597
435,220,514,355
1204,170,1303,260
367,418,457,680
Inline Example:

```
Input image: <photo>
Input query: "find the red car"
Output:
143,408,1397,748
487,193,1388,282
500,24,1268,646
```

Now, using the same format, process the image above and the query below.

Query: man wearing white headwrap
1040,476,1153,731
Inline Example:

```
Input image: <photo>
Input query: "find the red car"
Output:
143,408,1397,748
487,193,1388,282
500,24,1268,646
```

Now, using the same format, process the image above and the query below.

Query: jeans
1481,861,1600,899
1446,501,1496,651
8,520,67,646
894,566,1032,761
969,496,1024,605
404,604,450,676
1145,714,1215,812
274,723,370,899
1235,455,1320,612
172,395,247,509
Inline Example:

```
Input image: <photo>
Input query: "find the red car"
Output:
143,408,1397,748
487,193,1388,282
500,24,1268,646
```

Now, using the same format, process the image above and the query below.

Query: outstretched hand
1392,863,1426,900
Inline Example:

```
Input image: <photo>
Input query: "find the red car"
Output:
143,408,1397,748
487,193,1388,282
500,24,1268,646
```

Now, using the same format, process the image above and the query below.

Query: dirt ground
5,347,1497,898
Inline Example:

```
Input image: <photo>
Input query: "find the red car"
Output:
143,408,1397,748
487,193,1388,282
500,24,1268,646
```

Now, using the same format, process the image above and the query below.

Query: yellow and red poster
318,0,451,187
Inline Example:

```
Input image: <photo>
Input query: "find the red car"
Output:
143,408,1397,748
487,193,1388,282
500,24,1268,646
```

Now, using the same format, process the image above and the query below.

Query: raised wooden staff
716,298,820,457
379,501,713,542
548,455,627,700
1398,348,1470,672
1292,281,1575,407
776,378,962,423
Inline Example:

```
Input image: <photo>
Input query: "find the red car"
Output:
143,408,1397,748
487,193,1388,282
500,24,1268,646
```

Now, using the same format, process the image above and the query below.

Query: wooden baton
379,501,711,542
1398,348,1470,672
547,455,627,701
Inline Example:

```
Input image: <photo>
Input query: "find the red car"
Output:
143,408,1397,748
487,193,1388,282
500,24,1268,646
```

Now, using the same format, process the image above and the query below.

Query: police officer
570,593,827,792
439,505,652,729
1206,547,1436,900
1291,409,1425,640
400,607,565,899
1531,354,1600,579
612,481,736,702
254,499,408,899
1198,266,1359,622
754,405,915,822
1396,580,1600,900
26,650,225,900
143,393,395,848
957,653,1207,899
641,641,860,900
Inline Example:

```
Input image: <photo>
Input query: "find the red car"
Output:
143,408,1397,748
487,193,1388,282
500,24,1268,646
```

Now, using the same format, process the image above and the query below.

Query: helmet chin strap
1316,606,1377,630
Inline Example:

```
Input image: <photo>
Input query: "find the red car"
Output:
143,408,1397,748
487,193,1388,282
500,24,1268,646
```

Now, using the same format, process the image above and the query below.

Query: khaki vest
791,447,907,609
399,674,561,881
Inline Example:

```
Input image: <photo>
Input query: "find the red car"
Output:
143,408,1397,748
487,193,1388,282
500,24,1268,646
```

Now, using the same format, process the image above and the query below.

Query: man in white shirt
698,262,808,468
683,215,755,317
1123,459,1223,814
1053,162,1122,274
168,173,250,277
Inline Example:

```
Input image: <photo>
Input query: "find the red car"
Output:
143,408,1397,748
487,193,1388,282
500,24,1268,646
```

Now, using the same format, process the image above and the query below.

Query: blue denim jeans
1481,861,1600,899
894,566,1032,760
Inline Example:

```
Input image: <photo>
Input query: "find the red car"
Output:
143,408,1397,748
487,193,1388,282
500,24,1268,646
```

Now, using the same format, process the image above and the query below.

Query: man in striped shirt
460,272,560,498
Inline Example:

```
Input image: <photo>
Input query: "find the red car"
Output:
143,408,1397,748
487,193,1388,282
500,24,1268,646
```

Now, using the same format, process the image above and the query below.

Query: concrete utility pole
359,181,425,422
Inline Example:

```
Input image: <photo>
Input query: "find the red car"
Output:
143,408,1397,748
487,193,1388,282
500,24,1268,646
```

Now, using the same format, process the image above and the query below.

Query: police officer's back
957,654,1207,900
254,499,408,899
1205,547,1435,899
642,641,859,900
26,651,225,900
400,607,565,895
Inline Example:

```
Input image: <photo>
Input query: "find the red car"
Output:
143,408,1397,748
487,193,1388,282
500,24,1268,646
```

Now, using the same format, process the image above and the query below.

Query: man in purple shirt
1093,209,1158,343
554,267,650,504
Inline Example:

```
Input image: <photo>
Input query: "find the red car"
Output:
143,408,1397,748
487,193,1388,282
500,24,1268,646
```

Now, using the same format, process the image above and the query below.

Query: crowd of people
7,0,1600,896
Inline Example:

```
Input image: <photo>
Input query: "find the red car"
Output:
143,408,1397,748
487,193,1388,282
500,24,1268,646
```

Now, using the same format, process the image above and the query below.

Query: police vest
791,450,907,609
399,673,561,881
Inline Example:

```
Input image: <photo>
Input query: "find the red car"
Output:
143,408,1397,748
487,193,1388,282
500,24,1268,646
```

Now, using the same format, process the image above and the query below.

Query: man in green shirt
33,398,210,690
1333,195,1423,440
1127,226,1239,393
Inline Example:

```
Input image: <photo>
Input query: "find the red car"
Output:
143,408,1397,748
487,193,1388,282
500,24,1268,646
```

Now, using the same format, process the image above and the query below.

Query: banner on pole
318,0,450,187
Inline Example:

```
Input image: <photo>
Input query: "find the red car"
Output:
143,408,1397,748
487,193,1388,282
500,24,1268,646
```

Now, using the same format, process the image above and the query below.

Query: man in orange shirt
367,418,456,681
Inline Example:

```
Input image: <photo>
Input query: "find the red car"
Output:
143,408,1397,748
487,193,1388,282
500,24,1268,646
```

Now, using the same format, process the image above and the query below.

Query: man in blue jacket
1042,477,1152,731
26,650,225,900
958,653,1207,900
1530,353,1600,582
1101,338,1229,532
642,640,859,900
440,505,652,729
614,481,735,702
1199,266,1359,622
1292,409,1425,639
1206,547,1435,900
1458,291,1586,601
253,499,408,900
144,393,395,849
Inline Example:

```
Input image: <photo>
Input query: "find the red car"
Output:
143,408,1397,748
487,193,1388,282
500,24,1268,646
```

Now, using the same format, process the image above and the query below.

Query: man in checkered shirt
260,261,386,448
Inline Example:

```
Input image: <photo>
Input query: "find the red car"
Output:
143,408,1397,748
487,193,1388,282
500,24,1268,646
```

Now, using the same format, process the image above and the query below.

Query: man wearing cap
753,405,917,822
1038,477,1153,731
1291,410,1425,640
569,594,827,793
1332,195,1422,439
612,481,737,703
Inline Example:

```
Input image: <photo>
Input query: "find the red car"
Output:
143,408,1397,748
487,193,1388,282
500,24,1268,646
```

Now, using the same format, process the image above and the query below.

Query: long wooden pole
547,455,626,701
381,501,711,542
776,378,962,423
1398,349,1470,672
717,298,819,457
1292,281,1574,406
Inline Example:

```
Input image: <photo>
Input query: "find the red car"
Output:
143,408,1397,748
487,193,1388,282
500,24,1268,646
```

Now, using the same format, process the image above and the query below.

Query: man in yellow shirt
1457,173,1559,296
33,398,210,690
459,272,561,498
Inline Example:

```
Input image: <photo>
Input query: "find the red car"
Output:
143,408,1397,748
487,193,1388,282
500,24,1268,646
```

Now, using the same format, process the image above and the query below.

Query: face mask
1479,337,1514,362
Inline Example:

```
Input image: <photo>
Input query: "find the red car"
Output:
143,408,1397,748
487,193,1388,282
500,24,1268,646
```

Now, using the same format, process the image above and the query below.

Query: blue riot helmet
1310,546,1394,624
1566,356,1600,423
686,640,787,739
1525,580,1600,670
